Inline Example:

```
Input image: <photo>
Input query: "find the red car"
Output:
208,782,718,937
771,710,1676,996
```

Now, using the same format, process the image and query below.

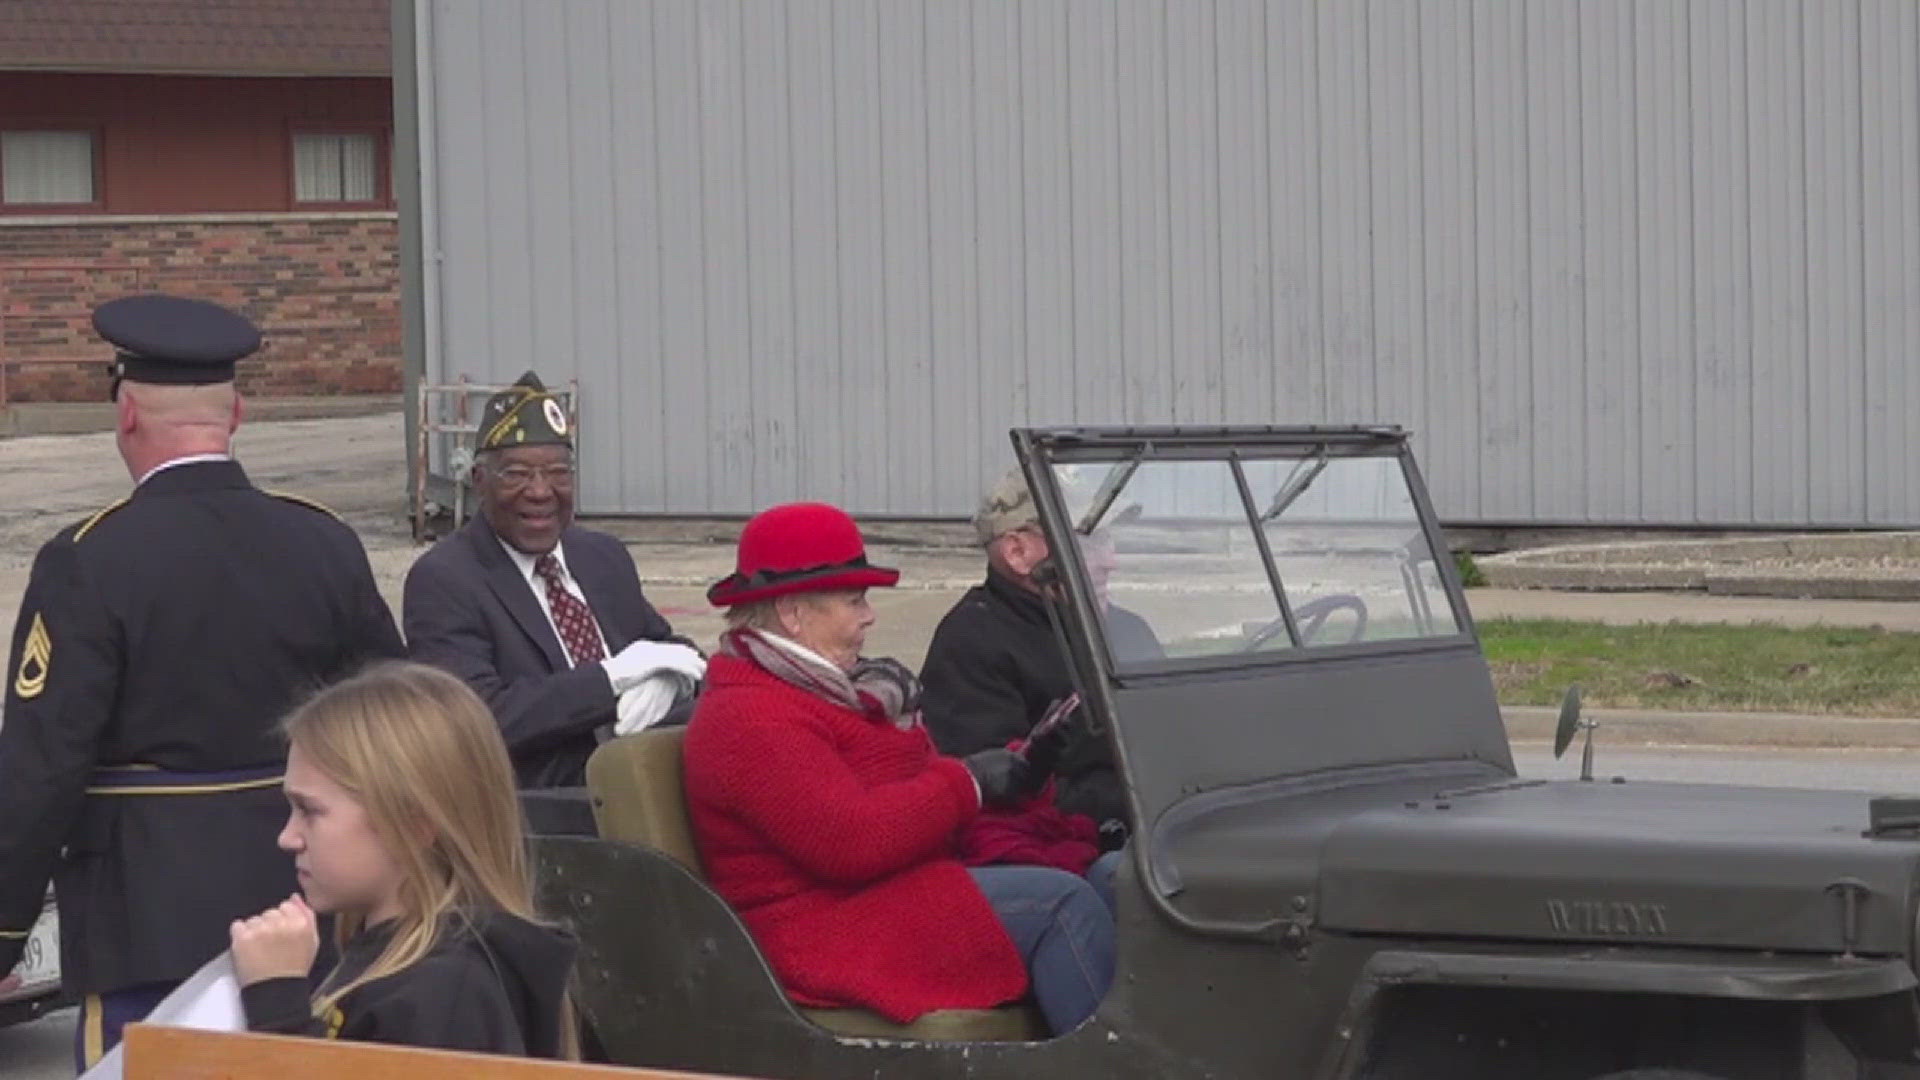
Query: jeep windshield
1031,430,1468,676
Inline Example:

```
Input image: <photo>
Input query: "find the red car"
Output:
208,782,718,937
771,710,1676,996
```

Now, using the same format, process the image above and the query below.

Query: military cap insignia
475,371,573,451
13,613,50,700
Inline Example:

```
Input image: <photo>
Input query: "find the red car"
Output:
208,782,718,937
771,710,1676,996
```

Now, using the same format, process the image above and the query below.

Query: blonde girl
229,662,576,1057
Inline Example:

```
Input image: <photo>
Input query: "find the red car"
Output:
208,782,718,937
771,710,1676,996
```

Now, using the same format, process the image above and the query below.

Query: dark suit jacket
403,517,689,788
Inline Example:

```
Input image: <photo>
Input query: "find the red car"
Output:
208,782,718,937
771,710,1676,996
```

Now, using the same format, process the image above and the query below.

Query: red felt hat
707,502,901,607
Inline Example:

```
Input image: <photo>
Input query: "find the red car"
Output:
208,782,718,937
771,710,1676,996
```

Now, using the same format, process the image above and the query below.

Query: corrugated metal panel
1470,0,1533,521
1863,0,1920,524
1747,0,1805,525
1580,0,1639,523
415,0,1920,525
1690,0,1756,522
1633,0,1695,522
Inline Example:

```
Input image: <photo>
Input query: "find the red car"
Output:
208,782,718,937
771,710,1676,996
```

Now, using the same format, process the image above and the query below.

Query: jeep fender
1318,947,1919,1080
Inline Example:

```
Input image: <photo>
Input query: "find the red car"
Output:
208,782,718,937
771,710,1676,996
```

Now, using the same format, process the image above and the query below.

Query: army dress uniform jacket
402,516,693,788
0,460,404,993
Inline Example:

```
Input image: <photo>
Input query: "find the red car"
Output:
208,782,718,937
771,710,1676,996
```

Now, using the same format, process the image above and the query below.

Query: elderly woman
683,502,1116,1036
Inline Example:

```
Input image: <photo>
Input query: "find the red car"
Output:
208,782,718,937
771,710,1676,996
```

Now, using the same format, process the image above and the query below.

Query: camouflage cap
475,371,572,451
972,466,1040,545
974,463,1139,545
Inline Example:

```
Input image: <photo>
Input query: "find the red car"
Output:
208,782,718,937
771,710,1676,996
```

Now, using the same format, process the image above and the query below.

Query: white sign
81,952,246,1080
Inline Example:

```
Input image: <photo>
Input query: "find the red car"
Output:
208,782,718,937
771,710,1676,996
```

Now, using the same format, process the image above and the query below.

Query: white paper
80,951,246,1080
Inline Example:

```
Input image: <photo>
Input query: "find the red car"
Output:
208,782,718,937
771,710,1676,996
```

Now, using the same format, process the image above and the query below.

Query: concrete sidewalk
1464,587,1920,632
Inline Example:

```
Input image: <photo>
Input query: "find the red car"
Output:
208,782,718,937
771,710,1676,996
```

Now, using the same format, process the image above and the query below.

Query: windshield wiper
1075,453,1143,534
1259,446,1329,522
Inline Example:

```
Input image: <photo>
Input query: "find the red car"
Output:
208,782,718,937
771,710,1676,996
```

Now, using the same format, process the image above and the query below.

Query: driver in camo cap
920,467,1162,852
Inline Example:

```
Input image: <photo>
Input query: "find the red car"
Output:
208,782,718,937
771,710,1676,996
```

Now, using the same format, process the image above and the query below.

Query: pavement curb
1502,705,1920,751
1481,532,1920,600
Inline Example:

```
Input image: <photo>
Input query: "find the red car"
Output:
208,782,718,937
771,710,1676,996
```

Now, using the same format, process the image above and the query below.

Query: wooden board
122,1024,748,1079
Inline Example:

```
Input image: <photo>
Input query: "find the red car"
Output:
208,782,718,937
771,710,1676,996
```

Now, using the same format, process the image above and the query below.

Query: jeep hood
1160,769,1920,956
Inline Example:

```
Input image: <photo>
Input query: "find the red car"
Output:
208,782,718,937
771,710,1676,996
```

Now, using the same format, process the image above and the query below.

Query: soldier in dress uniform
0,294,405,1070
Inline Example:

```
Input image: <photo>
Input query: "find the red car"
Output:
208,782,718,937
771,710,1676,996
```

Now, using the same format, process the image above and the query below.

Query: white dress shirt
499,538,612,665
136,452,233,487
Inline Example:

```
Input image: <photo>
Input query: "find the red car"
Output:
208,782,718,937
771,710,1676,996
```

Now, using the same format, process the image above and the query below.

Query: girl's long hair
285,661,575,1056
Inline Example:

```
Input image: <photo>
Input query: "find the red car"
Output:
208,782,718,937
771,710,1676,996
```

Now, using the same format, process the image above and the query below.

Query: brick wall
0,213,400,403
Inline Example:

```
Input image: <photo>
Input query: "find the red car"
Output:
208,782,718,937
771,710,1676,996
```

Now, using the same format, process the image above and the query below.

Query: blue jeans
969,865,1115,1036
1086,850,1124,915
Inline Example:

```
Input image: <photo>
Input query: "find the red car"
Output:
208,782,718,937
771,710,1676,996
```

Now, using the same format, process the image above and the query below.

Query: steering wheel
1242,593,1369,650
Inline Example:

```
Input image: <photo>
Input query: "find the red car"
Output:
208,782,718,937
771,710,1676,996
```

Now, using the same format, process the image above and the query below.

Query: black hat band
110,351,238,387
721,555,880,591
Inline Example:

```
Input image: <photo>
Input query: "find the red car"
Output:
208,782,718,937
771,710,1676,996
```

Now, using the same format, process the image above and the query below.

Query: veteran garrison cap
94,294,262,398
475,371,573,451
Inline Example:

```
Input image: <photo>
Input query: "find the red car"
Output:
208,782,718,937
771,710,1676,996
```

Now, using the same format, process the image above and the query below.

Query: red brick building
0,0,399,403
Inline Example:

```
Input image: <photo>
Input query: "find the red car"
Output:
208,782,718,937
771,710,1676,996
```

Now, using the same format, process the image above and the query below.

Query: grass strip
1480,618,1920,717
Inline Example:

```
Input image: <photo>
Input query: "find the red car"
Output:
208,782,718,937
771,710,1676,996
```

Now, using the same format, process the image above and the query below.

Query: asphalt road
1509,742,1920,791
5,743,1917,1078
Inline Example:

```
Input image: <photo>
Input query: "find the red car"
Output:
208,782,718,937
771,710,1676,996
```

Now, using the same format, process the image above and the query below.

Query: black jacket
244,909,577,1058
920,569,1160,830
0,460,404,992
402,517,693,788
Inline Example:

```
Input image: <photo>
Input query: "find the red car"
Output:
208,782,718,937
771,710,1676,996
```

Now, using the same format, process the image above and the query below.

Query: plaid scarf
720,627,923,731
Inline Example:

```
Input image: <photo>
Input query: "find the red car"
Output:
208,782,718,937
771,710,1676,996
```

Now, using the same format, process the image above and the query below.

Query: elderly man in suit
403,372,703,788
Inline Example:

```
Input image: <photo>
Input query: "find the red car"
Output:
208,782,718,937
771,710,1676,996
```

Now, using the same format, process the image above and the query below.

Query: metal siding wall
1634,0,1696,523
419,0,1920,524
1863,0,1920,524
1748,0,1804,524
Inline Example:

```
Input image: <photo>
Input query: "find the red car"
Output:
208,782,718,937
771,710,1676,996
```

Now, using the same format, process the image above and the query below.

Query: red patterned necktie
534,553,607,666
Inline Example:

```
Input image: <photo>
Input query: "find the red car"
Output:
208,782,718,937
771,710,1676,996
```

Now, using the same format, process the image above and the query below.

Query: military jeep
537,426,1920,1079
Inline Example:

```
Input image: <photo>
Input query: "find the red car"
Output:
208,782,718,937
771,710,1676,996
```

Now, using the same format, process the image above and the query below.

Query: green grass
1479,618,1920,717
1453,551,1488,589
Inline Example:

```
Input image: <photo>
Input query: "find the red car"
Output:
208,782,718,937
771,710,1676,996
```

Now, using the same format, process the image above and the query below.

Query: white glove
601,640,706,695
614,672,697,736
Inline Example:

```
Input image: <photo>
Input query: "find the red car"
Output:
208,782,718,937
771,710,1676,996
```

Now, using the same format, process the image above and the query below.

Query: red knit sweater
683,653,1029,1022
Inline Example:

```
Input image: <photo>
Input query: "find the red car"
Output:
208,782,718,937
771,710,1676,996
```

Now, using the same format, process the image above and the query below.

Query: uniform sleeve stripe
0,930,27,939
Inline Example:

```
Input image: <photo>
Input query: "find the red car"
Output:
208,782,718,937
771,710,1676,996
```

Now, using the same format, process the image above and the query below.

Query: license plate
3,905,59,1001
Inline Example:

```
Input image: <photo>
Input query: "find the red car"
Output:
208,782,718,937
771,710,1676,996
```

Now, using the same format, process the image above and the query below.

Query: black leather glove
963,748,1041,808
1021,716,1070,777
1019,692,1081,777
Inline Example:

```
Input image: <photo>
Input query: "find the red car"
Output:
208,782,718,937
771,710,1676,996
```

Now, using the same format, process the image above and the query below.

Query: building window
1,130,97,206
293,132,379,204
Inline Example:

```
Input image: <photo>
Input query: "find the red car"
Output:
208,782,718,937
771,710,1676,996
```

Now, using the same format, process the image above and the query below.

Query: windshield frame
1014,426,1479,683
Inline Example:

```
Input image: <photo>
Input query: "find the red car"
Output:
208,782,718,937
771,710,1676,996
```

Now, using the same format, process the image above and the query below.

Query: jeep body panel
544,426,1920,1079
1317,778,1920,955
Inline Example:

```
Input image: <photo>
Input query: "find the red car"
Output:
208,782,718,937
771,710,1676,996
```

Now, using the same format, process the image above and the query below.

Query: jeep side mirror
1552,685,1599,782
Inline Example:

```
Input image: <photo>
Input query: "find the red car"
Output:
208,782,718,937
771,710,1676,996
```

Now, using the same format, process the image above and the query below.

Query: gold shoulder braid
72,497,130,542
13,613,49,699
269,491,343,521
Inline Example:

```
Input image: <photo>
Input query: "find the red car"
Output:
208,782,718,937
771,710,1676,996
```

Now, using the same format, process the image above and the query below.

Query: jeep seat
584,729,1042,1043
